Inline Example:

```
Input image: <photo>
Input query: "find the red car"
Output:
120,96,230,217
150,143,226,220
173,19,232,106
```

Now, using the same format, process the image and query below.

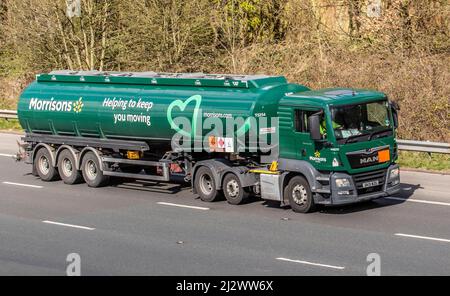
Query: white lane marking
0,153,14,157
276,257,345,270
157,202,210,211
395,233,450,243
386,197,450,207
42,220,95,231
2,181,43,189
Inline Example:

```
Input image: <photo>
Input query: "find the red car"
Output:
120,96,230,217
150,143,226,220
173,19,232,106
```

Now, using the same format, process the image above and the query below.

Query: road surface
0,132,449,275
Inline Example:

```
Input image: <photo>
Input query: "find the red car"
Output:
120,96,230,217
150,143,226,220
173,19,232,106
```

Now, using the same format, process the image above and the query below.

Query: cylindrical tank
18,71,309,145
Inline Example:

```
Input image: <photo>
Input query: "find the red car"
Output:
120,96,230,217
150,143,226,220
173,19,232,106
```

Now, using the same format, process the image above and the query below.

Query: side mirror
390,101,399,129
392,110,398,129
308,114,322,141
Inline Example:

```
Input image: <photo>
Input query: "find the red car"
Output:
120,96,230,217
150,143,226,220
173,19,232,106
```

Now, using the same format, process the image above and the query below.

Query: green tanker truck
17,70,401,213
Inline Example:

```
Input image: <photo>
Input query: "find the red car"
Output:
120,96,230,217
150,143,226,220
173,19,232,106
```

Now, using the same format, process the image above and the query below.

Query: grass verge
0,118,22,132
398,151,450,173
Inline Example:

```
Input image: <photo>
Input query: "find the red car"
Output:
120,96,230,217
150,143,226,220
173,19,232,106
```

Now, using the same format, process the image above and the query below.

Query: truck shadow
109,177,187,195
317,182,423,214
261,182,422,214
89,176,423,215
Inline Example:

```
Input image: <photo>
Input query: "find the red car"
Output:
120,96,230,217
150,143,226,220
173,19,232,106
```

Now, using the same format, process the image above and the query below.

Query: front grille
346,146,390,169
352,169,387,195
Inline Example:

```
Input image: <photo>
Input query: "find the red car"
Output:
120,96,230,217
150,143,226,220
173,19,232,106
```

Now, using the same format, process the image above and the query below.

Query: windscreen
330,100,392,141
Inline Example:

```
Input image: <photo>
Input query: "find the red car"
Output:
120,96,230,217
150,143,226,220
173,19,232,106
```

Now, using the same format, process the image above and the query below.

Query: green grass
0,118,22,131
398,151,450,172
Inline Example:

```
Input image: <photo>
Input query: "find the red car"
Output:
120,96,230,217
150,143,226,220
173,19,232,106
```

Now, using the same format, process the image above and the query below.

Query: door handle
301,148,307,156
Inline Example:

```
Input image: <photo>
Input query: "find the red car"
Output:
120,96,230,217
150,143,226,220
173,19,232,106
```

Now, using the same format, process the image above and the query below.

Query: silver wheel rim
62,158,73,177
226,179,239,198
85,160,97,180
199,174,213,195
292,184,308,205
38,155,50,175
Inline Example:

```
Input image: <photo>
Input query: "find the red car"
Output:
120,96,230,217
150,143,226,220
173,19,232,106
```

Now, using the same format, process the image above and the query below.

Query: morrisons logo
29,97,83,113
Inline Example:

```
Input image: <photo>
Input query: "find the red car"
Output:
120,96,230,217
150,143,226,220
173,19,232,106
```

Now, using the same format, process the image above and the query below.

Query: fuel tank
18,71,308,145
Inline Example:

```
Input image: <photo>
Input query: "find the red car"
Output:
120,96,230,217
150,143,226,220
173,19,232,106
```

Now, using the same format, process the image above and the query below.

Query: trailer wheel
194,166,221,202
285,176,316,213
34,148,59,182
57,149,82,185
222,173,248,205
81,152,109,187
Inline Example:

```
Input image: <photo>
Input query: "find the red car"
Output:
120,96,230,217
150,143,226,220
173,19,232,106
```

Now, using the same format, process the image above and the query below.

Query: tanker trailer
17,70,401,213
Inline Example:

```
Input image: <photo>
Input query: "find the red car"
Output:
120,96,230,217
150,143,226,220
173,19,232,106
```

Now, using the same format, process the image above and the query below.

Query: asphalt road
0,132,449,275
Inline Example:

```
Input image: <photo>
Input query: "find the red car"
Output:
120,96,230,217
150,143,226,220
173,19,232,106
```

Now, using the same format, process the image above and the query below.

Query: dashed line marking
276,257,345,270
395,233,450,243
2,181,43,189
42,220,95,231
157,202,210,211
386,196,450,207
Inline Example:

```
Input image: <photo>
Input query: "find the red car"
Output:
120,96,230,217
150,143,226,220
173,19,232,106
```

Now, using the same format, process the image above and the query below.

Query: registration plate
362,180,379,188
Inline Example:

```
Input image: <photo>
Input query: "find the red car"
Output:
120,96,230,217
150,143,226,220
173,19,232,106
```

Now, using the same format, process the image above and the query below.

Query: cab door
292,108,321,161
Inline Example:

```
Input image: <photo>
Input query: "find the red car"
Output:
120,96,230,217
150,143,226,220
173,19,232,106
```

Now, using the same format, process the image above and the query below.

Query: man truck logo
29,97,83,113
360,155,379,164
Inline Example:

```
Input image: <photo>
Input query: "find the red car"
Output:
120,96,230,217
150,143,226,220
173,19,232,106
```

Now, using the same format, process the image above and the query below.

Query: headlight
390,168,399,179
335,178,350,188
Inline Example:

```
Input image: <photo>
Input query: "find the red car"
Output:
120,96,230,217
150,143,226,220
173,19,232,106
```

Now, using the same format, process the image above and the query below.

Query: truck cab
266,88,401,212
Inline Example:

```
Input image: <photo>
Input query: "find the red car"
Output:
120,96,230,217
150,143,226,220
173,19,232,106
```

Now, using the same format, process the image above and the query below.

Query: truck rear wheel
81,152,109,187
34,148,59,182
194,166,221,202
58,149,82,185
285,176,316,213
223,173,248,205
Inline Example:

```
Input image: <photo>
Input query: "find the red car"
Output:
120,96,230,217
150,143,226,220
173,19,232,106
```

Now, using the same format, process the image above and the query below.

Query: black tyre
222,173,248,205
57,149,83,185
34,148,59,182
194,166,221,202
81,152,109,187
285,176,316,213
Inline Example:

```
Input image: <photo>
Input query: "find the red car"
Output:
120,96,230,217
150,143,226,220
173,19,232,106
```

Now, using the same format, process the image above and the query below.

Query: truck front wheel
285,176,315,213
81,152,109,188
58,149,83,185
34,148,59,182
194,166,221,202
223,173,248,205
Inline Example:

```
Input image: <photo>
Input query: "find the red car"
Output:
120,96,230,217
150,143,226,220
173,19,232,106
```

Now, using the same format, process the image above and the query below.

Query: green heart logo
236,117,252,136
167,95,202,138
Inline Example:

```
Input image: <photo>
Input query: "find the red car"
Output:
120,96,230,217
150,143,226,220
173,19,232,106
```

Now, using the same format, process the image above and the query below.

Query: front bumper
327,164,401,205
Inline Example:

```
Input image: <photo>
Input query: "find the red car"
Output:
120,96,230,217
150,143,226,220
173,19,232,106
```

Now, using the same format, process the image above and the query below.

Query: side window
294,109,304,132
294,109,317,133
304,111,318,133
